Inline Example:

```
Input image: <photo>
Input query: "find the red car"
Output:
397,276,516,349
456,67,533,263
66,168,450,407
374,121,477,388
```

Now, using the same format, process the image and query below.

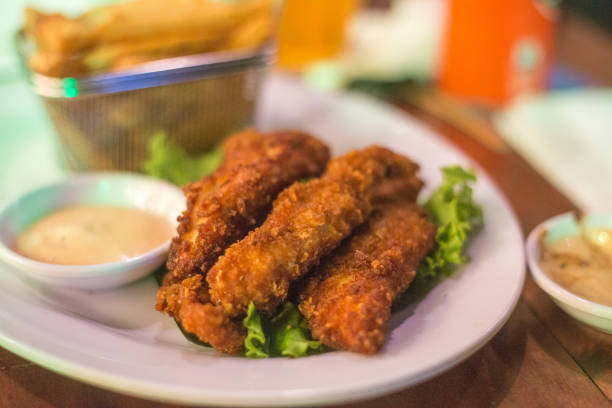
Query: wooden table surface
2,10,612,408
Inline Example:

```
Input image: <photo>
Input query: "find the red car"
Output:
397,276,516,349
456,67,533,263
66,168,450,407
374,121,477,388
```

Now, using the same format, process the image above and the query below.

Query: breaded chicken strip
163,129,330,285
298,202,436,354
207,146,422,318
175,275,246,354
156,273,245,353
157,129,329,317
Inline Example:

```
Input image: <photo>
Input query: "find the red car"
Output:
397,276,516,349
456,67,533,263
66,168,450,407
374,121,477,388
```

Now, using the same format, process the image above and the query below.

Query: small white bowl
0,173,184,290
526,212,612,333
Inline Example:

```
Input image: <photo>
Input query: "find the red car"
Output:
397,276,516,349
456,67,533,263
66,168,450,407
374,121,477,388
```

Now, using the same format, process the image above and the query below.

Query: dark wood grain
0,364,177,408
0,351,30,370
524,275,612,399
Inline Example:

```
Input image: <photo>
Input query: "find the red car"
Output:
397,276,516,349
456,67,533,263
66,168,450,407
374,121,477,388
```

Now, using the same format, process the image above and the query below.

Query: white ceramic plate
0,74,525,407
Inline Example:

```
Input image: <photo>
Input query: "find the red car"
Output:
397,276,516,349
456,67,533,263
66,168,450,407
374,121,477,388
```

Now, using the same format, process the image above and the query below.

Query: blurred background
1,0,611,208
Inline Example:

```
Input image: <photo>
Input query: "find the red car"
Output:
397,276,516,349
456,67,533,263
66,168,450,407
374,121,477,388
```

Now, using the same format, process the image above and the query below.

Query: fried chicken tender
298,202,436,354
156,274,245,353
165,129,330,284
176,275,246,354
207,146,422,318
157,129,329,318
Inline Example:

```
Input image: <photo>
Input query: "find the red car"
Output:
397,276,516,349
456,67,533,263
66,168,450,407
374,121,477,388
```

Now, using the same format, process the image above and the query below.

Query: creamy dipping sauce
539,227,612,306
16,205,174,265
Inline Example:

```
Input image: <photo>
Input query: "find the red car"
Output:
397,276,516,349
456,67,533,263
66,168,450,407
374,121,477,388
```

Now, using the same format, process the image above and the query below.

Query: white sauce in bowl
17,204,174,265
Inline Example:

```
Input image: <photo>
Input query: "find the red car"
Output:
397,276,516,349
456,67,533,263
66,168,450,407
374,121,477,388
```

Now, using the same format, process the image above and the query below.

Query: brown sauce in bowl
539,228,612,306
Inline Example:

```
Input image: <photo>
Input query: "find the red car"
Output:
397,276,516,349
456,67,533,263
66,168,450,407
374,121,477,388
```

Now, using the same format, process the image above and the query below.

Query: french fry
84,30,224,72
28,50,87,78
25,7,91,54
25,0,275,77
223,7,275,51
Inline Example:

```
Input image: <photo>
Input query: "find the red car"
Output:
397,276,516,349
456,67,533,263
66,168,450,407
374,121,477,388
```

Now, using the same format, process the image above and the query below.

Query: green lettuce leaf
143,130,223,186
268,302,322,357
243,301,321,358
417,165,483,280
243,302,270,358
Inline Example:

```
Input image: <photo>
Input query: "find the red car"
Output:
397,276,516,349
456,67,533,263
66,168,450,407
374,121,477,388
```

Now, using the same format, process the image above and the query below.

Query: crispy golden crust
176,276,245,354
156,269,212,319
156,276,245,353
180,302,245,354
155,282,182,317
298,202,436,354
207,146,422,318
163,129,330,286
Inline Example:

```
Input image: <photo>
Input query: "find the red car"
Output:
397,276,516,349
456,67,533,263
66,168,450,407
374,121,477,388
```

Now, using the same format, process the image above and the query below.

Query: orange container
439,0,557,107
277,0,360,71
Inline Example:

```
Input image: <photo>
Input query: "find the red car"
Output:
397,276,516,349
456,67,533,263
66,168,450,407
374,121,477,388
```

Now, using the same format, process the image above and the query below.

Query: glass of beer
277,0,361,71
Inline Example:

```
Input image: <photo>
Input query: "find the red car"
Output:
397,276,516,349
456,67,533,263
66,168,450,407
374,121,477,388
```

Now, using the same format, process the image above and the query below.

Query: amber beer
277,0,360,71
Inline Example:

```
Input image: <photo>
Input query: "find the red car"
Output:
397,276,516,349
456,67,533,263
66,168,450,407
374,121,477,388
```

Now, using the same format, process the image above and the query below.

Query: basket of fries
17,0,278,172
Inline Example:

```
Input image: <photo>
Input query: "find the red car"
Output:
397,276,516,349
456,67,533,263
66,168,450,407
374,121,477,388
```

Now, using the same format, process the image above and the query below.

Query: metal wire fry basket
16,31,274,172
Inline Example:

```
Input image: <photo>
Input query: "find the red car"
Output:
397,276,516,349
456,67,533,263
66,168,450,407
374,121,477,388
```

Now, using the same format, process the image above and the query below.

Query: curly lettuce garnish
143,131,223,186
417,165,483,280
243,301,322,358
